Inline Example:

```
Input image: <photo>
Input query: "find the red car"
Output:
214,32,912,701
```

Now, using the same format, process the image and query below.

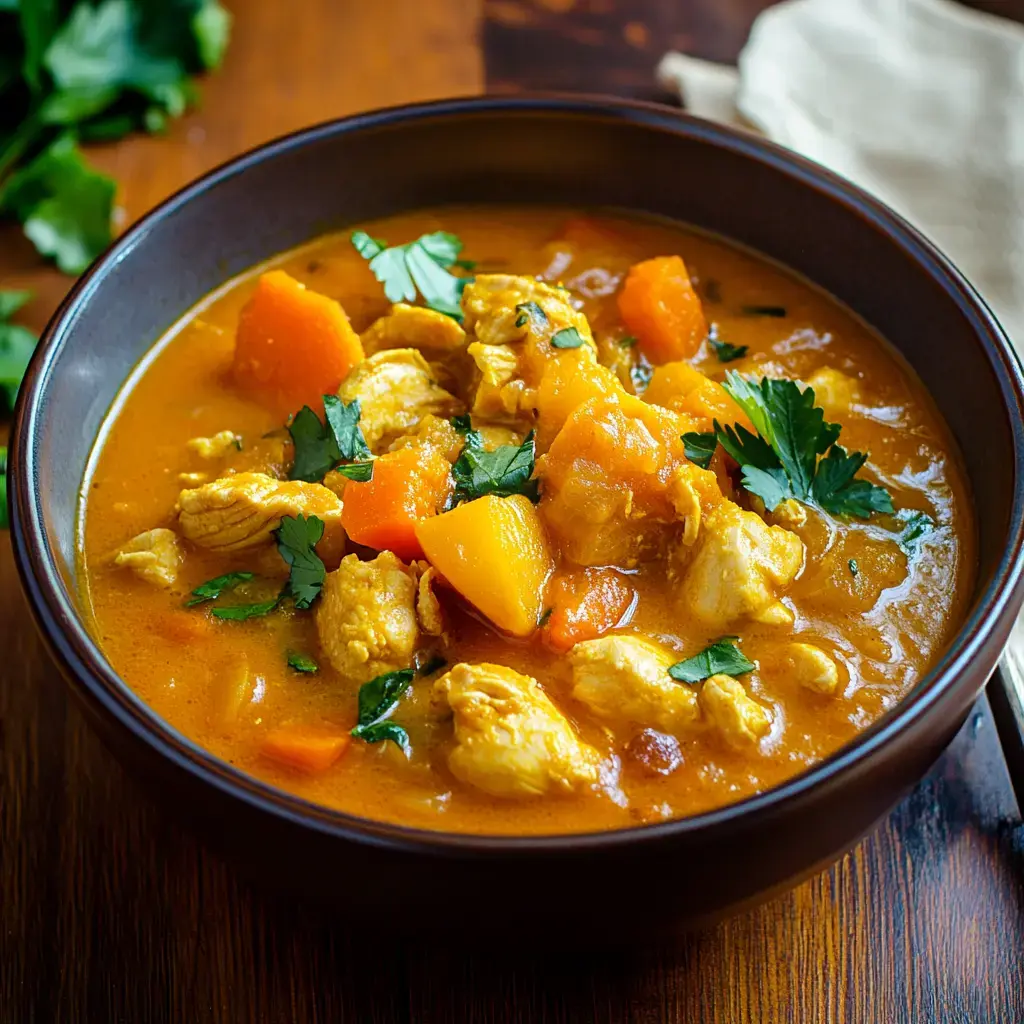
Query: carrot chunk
544,568,635,652
233,270,364,417
617,255,707,363
261,726,351,773
341,446,452,560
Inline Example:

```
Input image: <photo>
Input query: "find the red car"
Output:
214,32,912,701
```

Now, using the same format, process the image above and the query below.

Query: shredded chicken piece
316,551,420,683
415,563,445,637
387,413,463,462
570,636,700,734
785,642,841,695
361,303,467,355
338,348,462,452
436,662,601,798
177,471,343,553
187,430,241,459
114,528,183,588
700,674,772,749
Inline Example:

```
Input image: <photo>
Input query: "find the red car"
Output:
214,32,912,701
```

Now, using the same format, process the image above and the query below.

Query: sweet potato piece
415,494,554,637
341,446,452,560
644,361,752,432
617,256,707,363
261,726,351,773
233,270,364,417
545,568,635,652
535,355,624,451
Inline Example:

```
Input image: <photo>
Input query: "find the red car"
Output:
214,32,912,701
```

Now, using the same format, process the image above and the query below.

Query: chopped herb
550,326,585,349
211,598,280,621
668,638,756,685
185,571,255,607
0,288,38,412
450,413,473,435
741,304,787,318
351,668,415,754
895,509,936,556
619,335,638,348
287,651,319,674
288,396,369,482
710,337,748,363
350,229,470,320
331,460,373,483
682,431,717,470
537,607,553,628
630,357,653,394
848,558,859,578
417,652,448,677
275,514,326,610
452,430,539,504
452,258,477,271
515,301,548,330
0,447,7,530
323,394,371,461
715,372,893,518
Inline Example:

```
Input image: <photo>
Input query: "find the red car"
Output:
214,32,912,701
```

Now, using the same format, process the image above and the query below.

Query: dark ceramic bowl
10,96,1024,934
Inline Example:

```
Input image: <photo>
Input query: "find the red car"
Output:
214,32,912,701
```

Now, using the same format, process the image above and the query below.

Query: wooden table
3,2,1023,1020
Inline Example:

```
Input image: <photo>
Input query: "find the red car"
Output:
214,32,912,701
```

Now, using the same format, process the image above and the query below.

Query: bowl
10,96,1024,935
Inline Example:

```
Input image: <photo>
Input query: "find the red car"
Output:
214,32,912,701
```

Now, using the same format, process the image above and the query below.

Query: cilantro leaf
895,509,936,556
331,460,373,482
287,651,319,674
848,559,859,577
0,290,32,320
323,394,370,460
550,326,585,349
351,668,415,753
515,301,548,330
351,229,470,321
275,514,326,610
0,446,7,530
0,289,38,412
682,431,717,470
192,1,232,69
450,413,472,435
811,445,893,517
710,337,748,362
288,397,369,482
668,638,756,684
184,570,254,607
452,430,539,504
211,598,279,621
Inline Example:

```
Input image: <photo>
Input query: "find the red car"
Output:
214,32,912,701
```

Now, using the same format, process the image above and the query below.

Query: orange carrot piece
261,727,351,773
544,568,635,652
617,255,707,364
341,446,452,560
233,270,364,418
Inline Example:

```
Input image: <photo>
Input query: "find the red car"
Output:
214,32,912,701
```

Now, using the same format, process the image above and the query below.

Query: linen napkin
657,0,1024,347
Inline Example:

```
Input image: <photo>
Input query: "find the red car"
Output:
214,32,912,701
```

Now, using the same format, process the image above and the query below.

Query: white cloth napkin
657,0,1024,347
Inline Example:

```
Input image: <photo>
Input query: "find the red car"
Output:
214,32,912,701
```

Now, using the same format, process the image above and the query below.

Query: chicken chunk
784,642,841,695
436,662,601,798
316,551,419,683
467,341,532,421
570,636,699,734
187,430,241,459
361,303,467,355
337,348,462,452
415,563,445,637
805,367,861,417
387,413,463,462
177,471,343,553
681,501,804,629
699,674,772,749
114,528,183,588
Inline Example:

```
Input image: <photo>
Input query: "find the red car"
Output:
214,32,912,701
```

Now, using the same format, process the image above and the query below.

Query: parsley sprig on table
0,0,231,272
0,288,38,413
711,372,893,518
351,229,471,320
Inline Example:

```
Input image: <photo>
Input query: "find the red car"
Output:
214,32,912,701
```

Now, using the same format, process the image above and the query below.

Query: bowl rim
10,93,1024,854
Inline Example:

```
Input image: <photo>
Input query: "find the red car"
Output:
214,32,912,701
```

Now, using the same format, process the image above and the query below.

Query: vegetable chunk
261,727,351,773
544,568,635,652
617,256,707,363
415,494,553,636
233,271,364,417
643,361,751,433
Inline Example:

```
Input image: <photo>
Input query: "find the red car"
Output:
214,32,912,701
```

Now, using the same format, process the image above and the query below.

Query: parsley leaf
211,598,279,621
682,431,717,470
351,229,470,320
895,509,936,555
323,394,371,460
848,559,859,577
331,460,373,483
351,668,415,754
450,413,472,435
668,638,756,684
550,326,585,349
452,430,539,504
515,301,547,330
288,396,369,483
716,372,892,518
0,288,38,412
184,571,254,607
0,446,7,530
275,514,326,610
287,651,319,674
710,337,748,362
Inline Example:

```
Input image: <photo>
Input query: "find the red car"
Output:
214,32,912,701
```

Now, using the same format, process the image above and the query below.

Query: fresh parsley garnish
741,304,787,318
714,372,893,518
537,607,553,628
275,514,326,610
350,229,470,320
0,288,38,412
682,431,717,470
848,559,859,578
709,337,748,363
351,668,415,755
211,599,280,622
450,413,472,435
287,651,319,674
0,447,7,530
668,638,756,684
550,326,585,349
515,301,548,330
288,395,370,483
452,429,539,504
331,460,373,483
184,571,254,607
894,509,935,556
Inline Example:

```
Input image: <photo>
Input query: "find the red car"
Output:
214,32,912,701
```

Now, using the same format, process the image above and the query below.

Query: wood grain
2,0,1024,1021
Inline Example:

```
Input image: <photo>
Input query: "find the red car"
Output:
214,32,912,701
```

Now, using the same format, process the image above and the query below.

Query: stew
80,207,975,835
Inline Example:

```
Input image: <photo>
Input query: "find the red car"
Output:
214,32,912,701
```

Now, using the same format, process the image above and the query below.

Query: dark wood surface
3,1,1024,1020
